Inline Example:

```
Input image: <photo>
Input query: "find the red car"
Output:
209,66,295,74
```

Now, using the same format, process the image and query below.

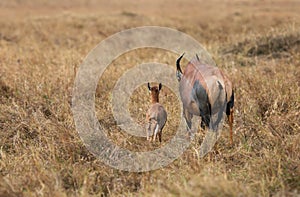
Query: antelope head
148,82,162,104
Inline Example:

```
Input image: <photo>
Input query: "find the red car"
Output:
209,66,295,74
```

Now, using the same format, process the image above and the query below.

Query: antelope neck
151,95,159,104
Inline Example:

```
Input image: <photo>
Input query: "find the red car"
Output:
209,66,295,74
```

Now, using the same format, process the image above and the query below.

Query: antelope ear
159,83,162,91
148,82,151,91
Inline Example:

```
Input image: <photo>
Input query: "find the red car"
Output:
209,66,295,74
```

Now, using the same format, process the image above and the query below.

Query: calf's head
148,82,162,103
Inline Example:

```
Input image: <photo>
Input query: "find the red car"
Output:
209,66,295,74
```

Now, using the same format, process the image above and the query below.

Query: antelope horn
176,53,184,74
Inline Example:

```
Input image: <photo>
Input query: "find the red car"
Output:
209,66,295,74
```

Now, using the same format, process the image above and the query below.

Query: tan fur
146,84,167,143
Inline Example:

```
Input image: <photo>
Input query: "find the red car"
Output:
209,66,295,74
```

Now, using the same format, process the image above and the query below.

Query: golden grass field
0,0,300,196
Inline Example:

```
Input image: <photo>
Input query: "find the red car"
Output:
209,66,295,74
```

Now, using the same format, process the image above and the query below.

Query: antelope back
147,103,167,126
180,57,227,114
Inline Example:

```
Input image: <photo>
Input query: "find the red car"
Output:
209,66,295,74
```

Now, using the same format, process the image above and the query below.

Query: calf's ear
159,83,162,91
148,82,151,91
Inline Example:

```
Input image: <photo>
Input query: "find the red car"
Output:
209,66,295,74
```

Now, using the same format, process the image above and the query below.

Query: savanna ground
0,0,300,196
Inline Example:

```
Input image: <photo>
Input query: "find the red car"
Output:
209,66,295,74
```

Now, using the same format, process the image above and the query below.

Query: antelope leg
183,108,193,136
228,109,234,144
158,130,162,143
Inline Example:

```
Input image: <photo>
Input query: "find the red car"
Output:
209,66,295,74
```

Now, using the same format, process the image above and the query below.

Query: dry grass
0,0,300,196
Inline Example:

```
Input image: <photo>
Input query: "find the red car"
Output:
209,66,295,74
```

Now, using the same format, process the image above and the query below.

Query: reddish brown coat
176,54,234,144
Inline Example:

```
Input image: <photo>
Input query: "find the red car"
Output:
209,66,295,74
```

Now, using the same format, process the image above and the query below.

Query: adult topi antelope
145,83,167,143
176,53,234,144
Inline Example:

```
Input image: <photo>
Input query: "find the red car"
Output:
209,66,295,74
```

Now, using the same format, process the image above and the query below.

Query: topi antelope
145,83,167,143
176,53,234,144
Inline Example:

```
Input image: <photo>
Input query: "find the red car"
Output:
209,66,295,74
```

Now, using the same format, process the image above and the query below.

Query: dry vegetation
0,0,300,196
